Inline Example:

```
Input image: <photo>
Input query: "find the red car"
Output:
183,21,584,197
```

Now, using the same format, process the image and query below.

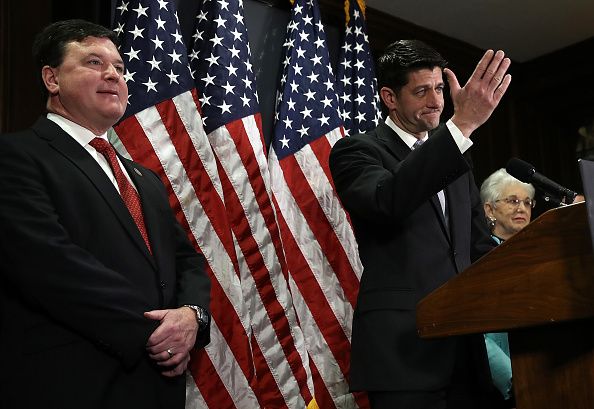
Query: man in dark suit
0,20,210,409
329,40,512,408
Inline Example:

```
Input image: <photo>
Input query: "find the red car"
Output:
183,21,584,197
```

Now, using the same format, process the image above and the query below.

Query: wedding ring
167,348,173,358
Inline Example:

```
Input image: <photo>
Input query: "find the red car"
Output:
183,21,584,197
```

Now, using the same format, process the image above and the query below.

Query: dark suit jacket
329,122,494,392
0,117,211,409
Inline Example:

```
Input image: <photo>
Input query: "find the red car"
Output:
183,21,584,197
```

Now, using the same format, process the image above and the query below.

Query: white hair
480,168,535,204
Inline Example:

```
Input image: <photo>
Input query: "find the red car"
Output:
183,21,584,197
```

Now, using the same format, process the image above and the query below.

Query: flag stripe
270,0,369,406
270,149,359,408
189,321,260,408
289,273,354,408
275,148,358,310
210,134,299,407
308,356,337,409
188,0,315,404
272,193,352,370
209,119,313,406
296,134,362,302
309,130,363,282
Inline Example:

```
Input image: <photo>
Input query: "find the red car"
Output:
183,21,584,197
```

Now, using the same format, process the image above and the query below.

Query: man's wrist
183,304,210,332
449,115,475,139
446,119,473,153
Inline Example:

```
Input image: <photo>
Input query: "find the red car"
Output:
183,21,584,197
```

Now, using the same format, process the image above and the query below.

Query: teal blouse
484,234,513,400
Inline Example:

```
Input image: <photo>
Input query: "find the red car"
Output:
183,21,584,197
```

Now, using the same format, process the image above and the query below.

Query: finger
146,316,177,347
468,49,494,82
148,347,175,361
144,309,167,321
488,57,511,93
482,50,505,82
443,68,460,95
146,328,169,348
494,74,512,102
146,325,180,351
161,355,190,377
146,330,177,351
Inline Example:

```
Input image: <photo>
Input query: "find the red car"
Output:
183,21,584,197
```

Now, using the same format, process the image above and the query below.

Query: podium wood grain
417,202,594,409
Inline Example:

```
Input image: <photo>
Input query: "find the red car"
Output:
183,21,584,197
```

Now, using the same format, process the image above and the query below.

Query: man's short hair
32,19,120,101
377,39,448,93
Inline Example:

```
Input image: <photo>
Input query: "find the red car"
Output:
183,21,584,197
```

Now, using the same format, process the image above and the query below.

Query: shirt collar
385,116,428,149
47,113,109,147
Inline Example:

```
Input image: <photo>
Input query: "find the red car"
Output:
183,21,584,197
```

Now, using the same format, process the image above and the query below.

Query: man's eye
89,59,101,65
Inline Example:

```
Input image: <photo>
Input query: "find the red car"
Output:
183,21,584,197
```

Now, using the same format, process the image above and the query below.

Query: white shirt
47,113,136,193
385,116,473,153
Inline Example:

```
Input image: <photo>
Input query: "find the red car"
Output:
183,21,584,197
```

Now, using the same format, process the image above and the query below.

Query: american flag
336,0,382,136
187,0,314,407
110,0,310,408
269,0,367,407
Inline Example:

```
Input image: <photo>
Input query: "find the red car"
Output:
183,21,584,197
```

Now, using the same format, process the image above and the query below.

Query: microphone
506,158,577,206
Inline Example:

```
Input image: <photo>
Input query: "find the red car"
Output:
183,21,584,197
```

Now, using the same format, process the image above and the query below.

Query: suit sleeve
171,216,211,349
0,136,158,368
140,165,211,349
329,125,471,226
468,168,497,261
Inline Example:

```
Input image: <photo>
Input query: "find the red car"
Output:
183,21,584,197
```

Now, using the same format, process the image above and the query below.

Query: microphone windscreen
506,158,535,183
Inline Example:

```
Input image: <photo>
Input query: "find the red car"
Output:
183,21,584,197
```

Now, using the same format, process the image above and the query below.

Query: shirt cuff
446,119,473,154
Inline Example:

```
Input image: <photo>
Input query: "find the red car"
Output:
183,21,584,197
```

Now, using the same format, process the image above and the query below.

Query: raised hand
444,49,512,137
144,307,198,377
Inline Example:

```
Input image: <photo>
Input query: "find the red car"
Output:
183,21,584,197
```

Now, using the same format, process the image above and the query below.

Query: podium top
417,202,594,338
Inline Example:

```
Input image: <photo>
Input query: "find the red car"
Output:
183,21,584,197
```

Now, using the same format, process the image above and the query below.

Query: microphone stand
539,189,577,207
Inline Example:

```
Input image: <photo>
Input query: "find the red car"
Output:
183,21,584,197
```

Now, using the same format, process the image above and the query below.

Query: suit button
452,250,457,257
160,281,166,289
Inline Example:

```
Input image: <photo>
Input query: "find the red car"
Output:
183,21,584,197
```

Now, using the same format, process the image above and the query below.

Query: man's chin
423,120,441,131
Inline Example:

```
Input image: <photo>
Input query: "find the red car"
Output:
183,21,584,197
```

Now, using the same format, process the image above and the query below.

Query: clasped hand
144,307,198,377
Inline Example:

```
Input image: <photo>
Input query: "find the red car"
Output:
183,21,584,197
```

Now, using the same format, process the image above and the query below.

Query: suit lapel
33,118,156,269
444,175,469,250
430,194,451,241
377,122,451,240
376,122,410,161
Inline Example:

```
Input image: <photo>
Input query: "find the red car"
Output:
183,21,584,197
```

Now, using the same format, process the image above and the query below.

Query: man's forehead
64,37,122,58
66,36,117,50
405,67,444,85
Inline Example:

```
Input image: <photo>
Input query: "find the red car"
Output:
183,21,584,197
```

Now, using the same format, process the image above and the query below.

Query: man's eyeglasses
495,196,536,209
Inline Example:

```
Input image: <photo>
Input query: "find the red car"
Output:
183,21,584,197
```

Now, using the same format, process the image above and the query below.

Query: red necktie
89,138,152,253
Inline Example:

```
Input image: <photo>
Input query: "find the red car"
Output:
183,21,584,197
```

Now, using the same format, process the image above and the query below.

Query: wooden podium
417,202,594,409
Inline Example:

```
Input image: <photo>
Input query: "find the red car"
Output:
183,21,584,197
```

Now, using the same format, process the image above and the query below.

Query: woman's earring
488,217,496,229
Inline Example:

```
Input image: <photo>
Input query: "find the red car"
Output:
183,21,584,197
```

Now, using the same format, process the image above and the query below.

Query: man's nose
104,64,121,80
426,89,441,107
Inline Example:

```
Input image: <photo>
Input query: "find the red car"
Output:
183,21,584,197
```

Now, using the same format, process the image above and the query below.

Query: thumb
144,309,167,321
443,68,461,96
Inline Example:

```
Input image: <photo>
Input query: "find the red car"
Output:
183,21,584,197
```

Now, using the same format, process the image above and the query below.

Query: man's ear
380,86,398,111
41,65,59,95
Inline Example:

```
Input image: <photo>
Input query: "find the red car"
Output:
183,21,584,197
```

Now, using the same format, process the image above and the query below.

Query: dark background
2,0,593,216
